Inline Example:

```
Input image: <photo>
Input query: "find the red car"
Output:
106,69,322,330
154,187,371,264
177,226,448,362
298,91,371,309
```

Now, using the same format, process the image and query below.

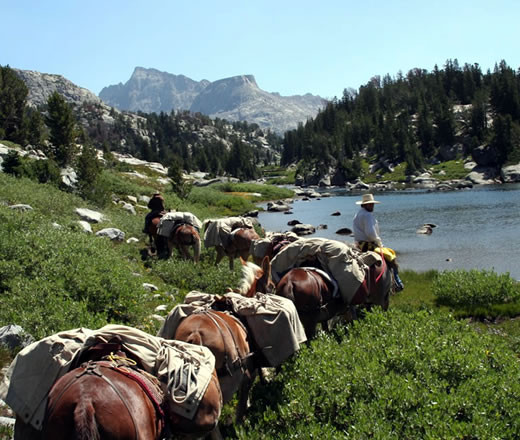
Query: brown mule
215,228,260,270
173,309,256,423
15,353,223,440
167,223,201,262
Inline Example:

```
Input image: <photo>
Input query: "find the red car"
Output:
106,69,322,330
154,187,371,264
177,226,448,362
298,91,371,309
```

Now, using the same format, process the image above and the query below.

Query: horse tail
193,236,201,263
74,398,100,440
280,279,296,303
185,330,203,346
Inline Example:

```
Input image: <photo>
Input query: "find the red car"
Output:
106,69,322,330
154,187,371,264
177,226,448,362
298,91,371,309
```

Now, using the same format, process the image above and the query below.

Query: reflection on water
257,184,520,279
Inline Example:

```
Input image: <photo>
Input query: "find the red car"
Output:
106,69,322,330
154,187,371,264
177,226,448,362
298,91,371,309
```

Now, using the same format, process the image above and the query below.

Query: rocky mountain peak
99,68,326,133
14,68,101,108
99,67,209,113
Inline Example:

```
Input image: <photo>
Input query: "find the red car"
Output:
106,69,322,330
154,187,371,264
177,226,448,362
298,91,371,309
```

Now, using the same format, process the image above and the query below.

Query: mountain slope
190,75,325,133
99,67,326,133
14,68,102,108
99,67,209,113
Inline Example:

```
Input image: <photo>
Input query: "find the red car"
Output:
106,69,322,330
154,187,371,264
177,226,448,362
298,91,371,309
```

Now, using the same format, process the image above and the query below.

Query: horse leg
193,240,201,263
299,313,319,340
208,426,225,440
14,417,42,440
235,368,256,423
215,247,225,266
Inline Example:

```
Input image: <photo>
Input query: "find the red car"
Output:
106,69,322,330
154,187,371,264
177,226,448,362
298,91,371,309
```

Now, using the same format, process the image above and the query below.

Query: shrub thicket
433,269,520,307
0,207,159,339
237,309,520,439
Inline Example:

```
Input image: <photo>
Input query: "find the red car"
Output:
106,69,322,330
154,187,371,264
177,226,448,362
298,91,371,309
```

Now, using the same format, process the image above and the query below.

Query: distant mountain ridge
99,67,326,133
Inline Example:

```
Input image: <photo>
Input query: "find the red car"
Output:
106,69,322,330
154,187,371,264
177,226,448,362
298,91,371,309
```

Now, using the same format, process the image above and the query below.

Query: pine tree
0,65,29,143
26,107,46,147
76,143,102,200
45,92,77,167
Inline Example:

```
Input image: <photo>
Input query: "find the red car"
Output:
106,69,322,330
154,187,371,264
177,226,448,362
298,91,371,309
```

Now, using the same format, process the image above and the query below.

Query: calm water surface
257,184,520,279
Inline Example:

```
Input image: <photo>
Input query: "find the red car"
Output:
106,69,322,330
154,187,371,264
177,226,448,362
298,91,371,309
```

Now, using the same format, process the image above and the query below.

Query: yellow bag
374,246,396,262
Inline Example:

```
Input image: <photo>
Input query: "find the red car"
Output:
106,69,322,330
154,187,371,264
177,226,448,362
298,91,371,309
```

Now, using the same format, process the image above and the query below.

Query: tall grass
234,309,520,439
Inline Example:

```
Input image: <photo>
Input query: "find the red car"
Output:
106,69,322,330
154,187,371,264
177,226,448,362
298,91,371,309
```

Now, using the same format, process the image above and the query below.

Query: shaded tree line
281,59,520,178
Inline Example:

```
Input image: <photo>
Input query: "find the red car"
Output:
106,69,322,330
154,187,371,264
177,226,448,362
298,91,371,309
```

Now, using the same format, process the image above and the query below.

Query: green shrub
433,269,520,308
237,309,520,439
0,207,155,339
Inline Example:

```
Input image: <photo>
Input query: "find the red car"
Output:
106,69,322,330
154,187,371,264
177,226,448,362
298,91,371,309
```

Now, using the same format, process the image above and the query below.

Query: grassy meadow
1,162,520,439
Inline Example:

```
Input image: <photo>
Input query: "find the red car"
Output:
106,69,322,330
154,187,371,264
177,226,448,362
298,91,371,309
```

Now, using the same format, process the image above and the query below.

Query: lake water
256,183,520,280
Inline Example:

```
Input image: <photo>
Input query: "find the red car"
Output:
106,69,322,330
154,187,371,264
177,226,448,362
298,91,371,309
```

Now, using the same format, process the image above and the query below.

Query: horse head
237,256,275,297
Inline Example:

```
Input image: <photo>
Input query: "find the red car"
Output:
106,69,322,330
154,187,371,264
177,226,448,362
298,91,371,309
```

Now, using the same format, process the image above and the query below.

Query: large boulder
267,201,291,212
471,145,497,167
465,167,499,185
96,228,125,241
291,223,316,236
75,208,104,223
438,143,463,161
501,163,520,183
0,324,34,350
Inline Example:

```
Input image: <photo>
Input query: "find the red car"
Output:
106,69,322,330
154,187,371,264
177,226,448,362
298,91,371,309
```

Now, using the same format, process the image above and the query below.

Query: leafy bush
433,269,520,308
236,309,520,439
0,207,156,339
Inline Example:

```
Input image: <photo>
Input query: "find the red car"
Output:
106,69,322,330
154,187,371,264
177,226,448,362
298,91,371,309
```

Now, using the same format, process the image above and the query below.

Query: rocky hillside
13,68,282,169
99,67,326,133
14,68,102,108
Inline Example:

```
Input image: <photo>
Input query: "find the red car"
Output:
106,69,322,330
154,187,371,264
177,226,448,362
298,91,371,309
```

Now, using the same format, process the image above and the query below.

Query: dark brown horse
145,218,200,262
173,309,256,423
214,228,260,270
15,353,223,440
243,256,392,340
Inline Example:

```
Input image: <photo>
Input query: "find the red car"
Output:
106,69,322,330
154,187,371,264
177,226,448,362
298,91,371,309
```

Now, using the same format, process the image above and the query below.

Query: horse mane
236,260,263,295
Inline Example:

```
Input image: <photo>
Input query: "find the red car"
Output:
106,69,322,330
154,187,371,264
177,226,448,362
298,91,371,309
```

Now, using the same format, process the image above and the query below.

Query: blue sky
2,0,519,100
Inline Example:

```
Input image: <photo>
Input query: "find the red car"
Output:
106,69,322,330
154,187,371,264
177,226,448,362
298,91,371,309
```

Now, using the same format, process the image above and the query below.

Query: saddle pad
158,291,307,368
0,325,216,428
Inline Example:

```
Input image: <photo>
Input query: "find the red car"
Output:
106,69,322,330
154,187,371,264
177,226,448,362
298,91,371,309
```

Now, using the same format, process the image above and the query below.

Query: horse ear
240,257,248,266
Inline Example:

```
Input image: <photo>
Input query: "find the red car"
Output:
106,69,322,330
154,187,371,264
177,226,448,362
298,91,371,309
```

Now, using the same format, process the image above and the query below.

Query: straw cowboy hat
356,194,381,205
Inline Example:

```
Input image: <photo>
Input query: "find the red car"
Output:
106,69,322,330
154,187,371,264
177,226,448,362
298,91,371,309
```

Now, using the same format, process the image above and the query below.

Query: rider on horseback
143,193,166,233
353,193,404,291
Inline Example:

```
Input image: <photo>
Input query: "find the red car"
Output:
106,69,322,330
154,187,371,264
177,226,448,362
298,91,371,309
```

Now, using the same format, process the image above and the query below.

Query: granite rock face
99,68,326,133
99,67,209,113
14,68,102,108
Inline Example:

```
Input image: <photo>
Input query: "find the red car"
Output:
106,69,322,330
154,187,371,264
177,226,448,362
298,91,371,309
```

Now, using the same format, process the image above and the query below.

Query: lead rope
375,247,387,283
170,360,196,405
